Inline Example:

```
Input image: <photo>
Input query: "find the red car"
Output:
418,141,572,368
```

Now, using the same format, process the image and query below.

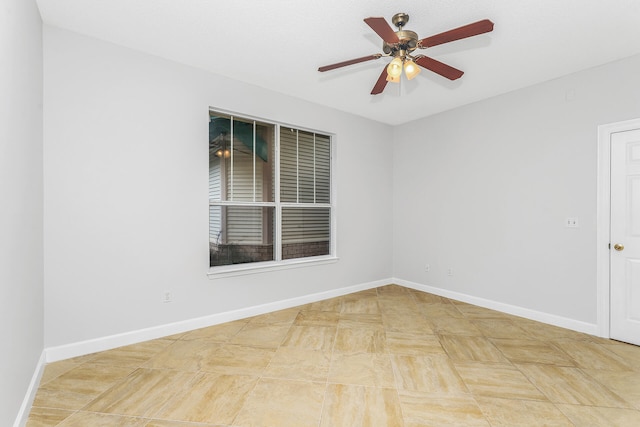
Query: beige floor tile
26,407,73,427
56,411,147,426
377,297,415,309
39,360,80,385
338,312,383,328
391,354,468,394
557,403,640,427
32,364,136,410
281,325,336,351
439,335,509,363
554,339,634,371
385,331,445,356
155,372,258,425
329,353,396,388
83,368,195,417
411,292,450,305
516,363,631,408
144,421,220,427
376,284,410,295
583,368,640,410
333,325,386,353
75,339,175,368
305,297,343,312
179,319,247,341
378,298,420,317
232,378,325,427
320,384,403,427
143,339,221,371
340,295,381,314
199,343,275,376
429,317,483,336
418,302,465,319
229,322,291,348
517,320,591,341
294,310,341,327
455,304,507,319
475,396,573,426
454,362,547,401
382,313,434,334
602,341,640,370
490,338,576,366
263,347,331,382
246,307,299,324
473,319,532,339
399,391,490,427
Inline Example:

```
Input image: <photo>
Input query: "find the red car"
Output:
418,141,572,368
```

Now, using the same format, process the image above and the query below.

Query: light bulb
386,57,403,78
404,59,421,80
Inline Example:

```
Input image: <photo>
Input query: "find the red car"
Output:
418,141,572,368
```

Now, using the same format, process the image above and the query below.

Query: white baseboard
45,277,599,363
13,350,46,427
45,278,390,363
393,278,598,336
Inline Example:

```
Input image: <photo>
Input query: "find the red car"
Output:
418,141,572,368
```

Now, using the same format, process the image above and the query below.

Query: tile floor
27,285,640,426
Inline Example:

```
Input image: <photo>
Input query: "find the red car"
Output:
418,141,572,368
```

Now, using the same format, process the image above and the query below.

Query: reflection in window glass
282,207,330,260
209,205,274,267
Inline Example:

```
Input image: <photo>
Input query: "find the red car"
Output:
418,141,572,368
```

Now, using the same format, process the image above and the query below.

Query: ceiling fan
318,13,494,95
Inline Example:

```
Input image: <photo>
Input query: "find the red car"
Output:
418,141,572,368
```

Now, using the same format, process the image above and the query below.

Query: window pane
315,134,331,204
280,128,298,203
280,129,331,204
282,207,330,260
210,205,275,267
209,114,274,203
298,131,315,203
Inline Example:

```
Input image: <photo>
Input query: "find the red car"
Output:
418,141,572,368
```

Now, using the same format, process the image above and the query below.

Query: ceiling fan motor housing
383,13,418,58
383,30,418,57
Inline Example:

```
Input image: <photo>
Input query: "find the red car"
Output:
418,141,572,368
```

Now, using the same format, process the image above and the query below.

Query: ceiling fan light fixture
386,57,403,78
318,13,495,95
404,59,421,80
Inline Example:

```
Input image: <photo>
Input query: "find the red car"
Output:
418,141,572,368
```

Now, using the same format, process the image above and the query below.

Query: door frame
596,117,640,338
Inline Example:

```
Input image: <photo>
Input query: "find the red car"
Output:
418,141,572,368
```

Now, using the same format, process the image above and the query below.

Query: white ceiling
36,0,640,125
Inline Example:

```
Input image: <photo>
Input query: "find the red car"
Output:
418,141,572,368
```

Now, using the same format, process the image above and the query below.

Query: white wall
0,0,44,424
393,54,640,326
43,26,394,348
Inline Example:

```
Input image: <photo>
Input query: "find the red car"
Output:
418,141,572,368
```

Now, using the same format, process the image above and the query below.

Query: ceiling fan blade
318,54,381,72
371,67,389,95
364,17,400,44
414,56,464,80
419,19,494,48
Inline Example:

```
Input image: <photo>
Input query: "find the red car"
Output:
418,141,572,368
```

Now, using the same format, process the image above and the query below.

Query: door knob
614,243,625,251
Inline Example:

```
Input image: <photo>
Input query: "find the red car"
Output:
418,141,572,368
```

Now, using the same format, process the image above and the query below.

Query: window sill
207,256,339,279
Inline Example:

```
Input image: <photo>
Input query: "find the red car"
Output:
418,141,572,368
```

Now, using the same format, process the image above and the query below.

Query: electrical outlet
425,264,430,272
162,291,172,303
565,217,579,228
447,268,453,276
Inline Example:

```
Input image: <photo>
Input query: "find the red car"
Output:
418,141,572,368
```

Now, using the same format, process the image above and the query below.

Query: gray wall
0,0,44,425
43,26,394,348
393,54,640,325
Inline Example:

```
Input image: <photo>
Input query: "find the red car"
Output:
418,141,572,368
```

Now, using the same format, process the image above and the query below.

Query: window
209,110,334,272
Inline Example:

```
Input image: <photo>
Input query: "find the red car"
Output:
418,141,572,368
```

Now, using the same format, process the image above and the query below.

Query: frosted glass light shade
386,57,403,78
404,59,421,80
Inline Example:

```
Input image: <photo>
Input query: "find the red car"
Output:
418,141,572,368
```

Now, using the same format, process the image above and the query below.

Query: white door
610,128,640,345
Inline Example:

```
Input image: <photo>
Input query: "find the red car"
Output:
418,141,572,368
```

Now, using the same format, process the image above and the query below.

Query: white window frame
208,109,338,278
